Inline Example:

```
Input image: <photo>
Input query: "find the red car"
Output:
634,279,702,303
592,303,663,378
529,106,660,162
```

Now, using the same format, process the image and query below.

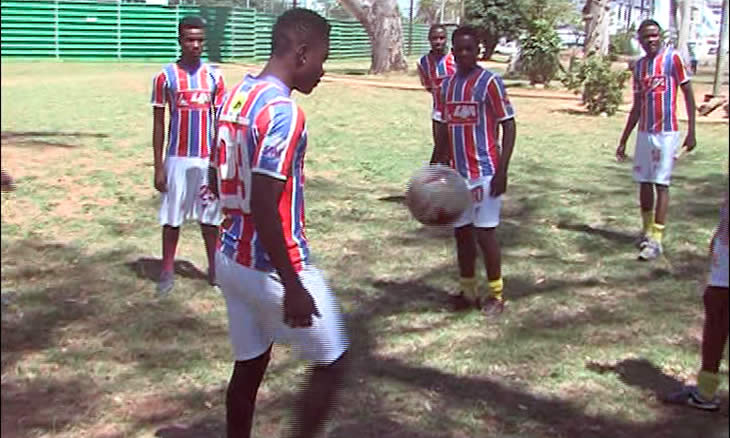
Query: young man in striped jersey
616,19,697,261
209,9,348,438
431,25,517,318
417,24,456,147
150,16,226,296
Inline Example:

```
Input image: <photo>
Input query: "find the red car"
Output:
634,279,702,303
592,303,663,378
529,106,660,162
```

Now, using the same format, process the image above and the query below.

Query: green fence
0,0,432,61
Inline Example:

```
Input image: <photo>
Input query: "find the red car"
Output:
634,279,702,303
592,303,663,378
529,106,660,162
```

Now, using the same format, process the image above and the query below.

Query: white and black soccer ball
405,164,471,226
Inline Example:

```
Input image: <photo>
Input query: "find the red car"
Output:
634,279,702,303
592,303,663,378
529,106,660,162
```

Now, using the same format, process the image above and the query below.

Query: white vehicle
495,39,518,56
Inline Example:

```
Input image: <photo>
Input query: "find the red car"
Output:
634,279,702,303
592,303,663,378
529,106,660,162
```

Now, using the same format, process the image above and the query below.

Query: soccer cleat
156,271,175,297
664,386,720,411
481,296,505,318
634,233,650,249
447,292,473,311
638,239,663,261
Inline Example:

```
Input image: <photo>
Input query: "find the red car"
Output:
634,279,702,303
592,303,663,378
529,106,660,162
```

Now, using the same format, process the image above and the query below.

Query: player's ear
295,43,307,68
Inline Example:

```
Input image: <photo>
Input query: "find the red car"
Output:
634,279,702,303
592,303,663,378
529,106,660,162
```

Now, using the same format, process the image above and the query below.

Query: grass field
1,59,729,438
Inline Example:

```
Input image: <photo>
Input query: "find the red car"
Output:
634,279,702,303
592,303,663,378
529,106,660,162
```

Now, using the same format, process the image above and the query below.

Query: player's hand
616,143,627,162
154,167,167,193
283,281,321,328
490,172,507,197
683,132,697,152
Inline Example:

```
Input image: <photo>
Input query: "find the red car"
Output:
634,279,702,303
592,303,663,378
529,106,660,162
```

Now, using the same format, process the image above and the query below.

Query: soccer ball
405,164,471,226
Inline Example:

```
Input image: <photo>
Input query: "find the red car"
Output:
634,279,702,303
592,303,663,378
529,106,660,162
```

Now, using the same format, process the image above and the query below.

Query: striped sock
459,277,478,301
642,210,654,236
488,277,504,301
652,223,665,243
697,370,721,401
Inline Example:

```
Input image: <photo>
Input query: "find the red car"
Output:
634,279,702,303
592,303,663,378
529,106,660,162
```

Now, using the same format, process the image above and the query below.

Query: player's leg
157,157,190,295
475,227,503,315
200,223,218,285
698,286,729,400
652,183,669,244
453,225,479,307
217,253,277,437
289,351,348,438
275,267,349,438
639,182,655,245
226,345,272,438
161,225,180,275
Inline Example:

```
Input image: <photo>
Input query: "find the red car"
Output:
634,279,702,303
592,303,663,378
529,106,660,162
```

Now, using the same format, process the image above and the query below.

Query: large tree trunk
338,0,409,73
582,0,611,56
676,0,692,65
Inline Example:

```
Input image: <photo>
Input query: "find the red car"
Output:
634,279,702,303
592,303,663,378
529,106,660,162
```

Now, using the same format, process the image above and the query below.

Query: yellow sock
641,210,654,235
459,277,478,300
651,223,665,243
697,370,721,400
488,277,504,301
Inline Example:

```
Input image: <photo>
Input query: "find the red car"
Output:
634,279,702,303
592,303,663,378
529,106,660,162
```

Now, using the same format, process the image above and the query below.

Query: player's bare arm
680,81,697,152
617,101,640,161
250,173,321,328
430,121,450,165
491,118,516,197
152,107,167,192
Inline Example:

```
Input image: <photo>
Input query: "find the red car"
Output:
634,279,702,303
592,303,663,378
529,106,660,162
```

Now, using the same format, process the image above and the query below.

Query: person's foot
481,296,505,318
447,292,473,311
664,385,720,411
157,270,175,297
634,232,650,249
638,239,662,261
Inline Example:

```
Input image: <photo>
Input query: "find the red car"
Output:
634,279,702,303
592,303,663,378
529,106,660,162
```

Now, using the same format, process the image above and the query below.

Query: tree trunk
480,29,499,60
338,0,409,73
676,0,692,65
582,0,611,56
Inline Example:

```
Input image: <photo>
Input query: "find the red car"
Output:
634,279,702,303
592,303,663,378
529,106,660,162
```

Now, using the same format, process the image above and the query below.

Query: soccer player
417,24,456,148
150,16,226,296
616,19,697,261
666,188,728,411
431,26,517,318
209,9,348,438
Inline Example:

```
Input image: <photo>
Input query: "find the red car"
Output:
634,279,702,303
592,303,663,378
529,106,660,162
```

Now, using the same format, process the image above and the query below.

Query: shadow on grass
126,257,209,283
0,130,109,148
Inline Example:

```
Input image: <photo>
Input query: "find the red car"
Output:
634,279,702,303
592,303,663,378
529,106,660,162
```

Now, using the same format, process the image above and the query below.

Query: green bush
560,55,631,116
609,29,639,61
519,19,562,85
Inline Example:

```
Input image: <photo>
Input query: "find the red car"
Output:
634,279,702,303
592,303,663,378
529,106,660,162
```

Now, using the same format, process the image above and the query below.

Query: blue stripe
253,234,270,271
646,57,655,132
165,64,179,156
663,51,674,132
475,73,493,176
222,215,242,259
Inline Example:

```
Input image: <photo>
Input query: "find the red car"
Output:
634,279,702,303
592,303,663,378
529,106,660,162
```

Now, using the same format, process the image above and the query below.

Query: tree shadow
155,419,225,438
556,221,636,245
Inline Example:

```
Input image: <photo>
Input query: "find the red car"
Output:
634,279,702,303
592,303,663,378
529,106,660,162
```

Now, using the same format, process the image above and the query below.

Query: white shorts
216,251,349,364
158,157,221,227
708,237,729,288
633,131,681,186
452,175,502,229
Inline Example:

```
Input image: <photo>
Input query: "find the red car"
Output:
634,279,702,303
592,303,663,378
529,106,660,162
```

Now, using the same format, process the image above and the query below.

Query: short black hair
271,8,330,56
429,24,446,36
637,19,661,33
178,15,206,37
452,25,479,44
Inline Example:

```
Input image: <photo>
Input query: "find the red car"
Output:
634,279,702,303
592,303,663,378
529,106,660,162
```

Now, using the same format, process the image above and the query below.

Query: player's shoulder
153,62,176,80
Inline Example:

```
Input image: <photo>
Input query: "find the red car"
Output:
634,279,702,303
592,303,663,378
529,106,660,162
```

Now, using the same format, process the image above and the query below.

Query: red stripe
235,214,256,267
278,106,305,177
253,104,273,164
176,65,190,156
463,71,481,179
639,59,648,132
199,67,210,158
241,83,270,120
652,52,664,133
278,177,302,272
154,73,167,105
671,53,685,131
485,78,500,172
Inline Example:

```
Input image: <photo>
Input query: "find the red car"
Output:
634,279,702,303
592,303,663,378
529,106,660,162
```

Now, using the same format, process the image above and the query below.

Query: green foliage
561,55,631,116
519,19,562,85
609,28,639,60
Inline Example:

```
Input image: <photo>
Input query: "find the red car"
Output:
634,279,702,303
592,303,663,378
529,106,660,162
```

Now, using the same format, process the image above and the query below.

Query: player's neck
178,56,201,69
456,64,478,76
259,59,295,95
430,49,446,58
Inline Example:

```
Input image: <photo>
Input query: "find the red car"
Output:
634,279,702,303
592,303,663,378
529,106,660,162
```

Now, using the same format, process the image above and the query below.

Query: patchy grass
1,61,729,438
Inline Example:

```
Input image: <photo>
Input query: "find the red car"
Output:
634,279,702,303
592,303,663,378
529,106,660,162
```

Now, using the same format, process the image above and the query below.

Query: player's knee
655,183,669,193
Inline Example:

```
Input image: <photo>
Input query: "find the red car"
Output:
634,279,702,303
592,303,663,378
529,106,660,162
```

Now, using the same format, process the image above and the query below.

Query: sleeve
435,80,447,120
486,75,515,121
417,59,430,90
251,101,305,181
671,51,690,85
632,62,641,97
214,71,226,109
150,71,168,107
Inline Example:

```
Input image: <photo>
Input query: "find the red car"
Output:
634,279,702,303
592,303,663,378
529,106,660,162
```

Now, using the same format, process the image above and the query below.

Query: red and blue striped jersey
214,74,309,273
633,47,689,133
151,62,226,159
437,66,515,180
418,51,456,112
